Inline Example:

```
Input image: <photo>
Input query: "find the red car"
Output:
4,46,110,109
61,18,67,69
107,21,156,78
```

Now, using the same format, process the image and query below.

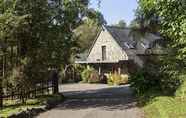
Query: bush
130,70,148,95
129,70,161,95
81,66,100,83
88,71,100,83
159,68,183,94
175,74,186,99
73,64,85,82
147,56,182,94
59,64,84,83
129,56,183,95
130,67,183,96
81,66,93,83
107,73,128,86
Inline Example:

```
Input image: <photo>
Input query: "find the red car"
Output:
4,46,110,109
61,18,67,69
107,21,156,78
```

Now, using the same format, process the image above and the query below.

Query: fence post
0,54,4,109
47,81,50,94
0,77,3,109
52,70,59,94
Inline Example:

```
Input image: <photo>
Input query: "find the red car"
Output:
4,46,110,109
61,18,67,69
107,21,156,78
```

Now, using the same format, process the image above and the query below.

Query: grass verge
140,80,186,118
0,94,64,118
143,96,186,118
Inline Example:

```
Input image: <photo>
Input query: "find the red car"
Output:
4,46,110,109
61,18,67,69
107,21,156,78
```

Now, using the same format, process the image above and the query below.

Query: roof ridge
105,25,131,30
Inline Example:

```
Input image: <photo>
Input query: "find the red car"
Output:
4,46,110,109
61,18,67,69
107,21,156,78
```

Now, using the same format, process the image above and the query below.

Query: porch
76,60,136,75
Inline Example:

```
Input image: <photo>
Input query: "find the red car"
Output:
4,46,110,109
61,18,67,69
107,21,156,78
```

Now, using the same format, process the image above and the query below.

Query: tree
129,6,160,41
0,0,29,107
154,0,186,92
0,0,94,105
75,10,105,53
75,19,101,52
136,0,186,92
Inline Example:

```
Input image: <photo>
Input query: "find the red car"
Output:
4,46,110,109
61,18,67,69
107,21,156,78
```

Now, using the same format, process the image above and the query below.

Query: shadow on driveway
57,84,138,111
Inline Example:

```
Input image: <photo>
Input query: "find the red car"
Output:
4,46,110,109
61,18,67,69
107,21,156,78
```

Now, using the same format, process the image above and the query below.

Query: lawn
142,81,186,118
144,97,186,118
0,94,64,118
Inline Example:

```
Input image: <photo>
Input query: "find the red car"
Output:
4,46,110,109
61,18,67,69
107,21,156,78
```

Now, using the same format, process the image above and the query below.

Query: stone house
76,26,163,74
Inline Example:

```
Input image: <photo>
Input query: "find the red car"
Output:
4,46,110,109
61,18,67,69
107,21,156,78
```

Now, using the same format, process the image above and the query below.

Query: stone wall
87,29,128,63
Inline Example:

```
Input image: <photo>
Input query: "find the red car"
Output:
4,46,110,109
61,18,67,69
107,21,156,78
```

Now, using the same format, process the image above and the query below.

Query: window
102,46,106,61
124,42,135,49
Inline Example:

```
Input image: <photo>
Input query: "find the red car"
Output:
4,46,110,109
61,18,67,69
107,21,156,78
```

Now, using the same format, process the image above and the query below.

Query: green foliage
137,80,186,118
133,0,186,95
144,96,186,118
0,95,64,117
130,70,161,95
129,7,160,42
107,73,128,86
0,0,98,105
73,64,85,82
130,65,180,95
81,67,92,83
130,56,163,95
3,67,32,95
59,64,84,83
159,0,186,86
134,1,186,117
137,89,186,118
74,9,105,53
130,71,147,95
175,75,186,99
88,70,100,83
80,66,101,84
75,19,101,52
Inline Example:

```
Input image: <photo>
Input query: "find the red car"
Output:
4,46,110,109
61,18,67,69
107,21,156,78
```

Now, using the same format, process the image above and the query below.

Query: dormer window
124,42,135,49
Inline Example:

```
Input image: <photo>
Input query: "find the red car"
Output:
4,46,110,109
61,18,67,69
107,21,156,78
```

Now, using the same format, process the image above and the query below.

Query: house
76,26,163,74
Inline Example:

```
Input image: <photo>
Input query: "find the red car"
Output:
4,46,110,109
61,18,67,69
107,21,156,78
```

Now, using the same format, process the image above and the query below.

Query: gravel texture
36,84,144,118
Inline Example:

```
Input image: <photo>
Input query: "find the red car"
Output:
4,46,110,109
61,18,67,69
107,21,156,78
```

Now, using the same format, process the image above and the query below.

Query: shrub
147,56,182,94
129,56,183,95
175,74,186,99
59,64,85,83
121,74,129,83
107,73,128,86
159,67,183,94
129,69,161,95
73,64,85,82
88,71,100,83
175,81,186,100
81,66,99,83
81,67,92,83
130,70,148,95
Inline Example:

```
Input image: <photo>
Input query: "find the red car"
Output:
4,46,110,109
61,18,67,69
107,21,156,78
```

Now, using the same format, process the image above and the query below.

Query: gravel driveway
36,84,144,118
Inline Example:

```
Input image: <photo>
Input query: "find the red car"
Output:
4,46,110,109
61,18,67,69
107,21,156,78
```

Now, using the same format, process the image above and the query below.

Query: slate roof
75,26,162,63
105,26,161,50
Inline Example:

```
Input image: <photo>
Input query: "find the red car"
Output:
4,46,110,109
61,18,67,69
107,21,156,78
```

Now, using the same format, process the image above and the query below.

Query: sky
90,0,138,25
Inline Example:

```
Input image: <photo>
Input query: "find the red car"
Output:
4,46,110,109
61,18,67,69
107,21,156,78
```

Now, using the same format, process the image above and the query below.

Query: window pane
102,46,106,60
